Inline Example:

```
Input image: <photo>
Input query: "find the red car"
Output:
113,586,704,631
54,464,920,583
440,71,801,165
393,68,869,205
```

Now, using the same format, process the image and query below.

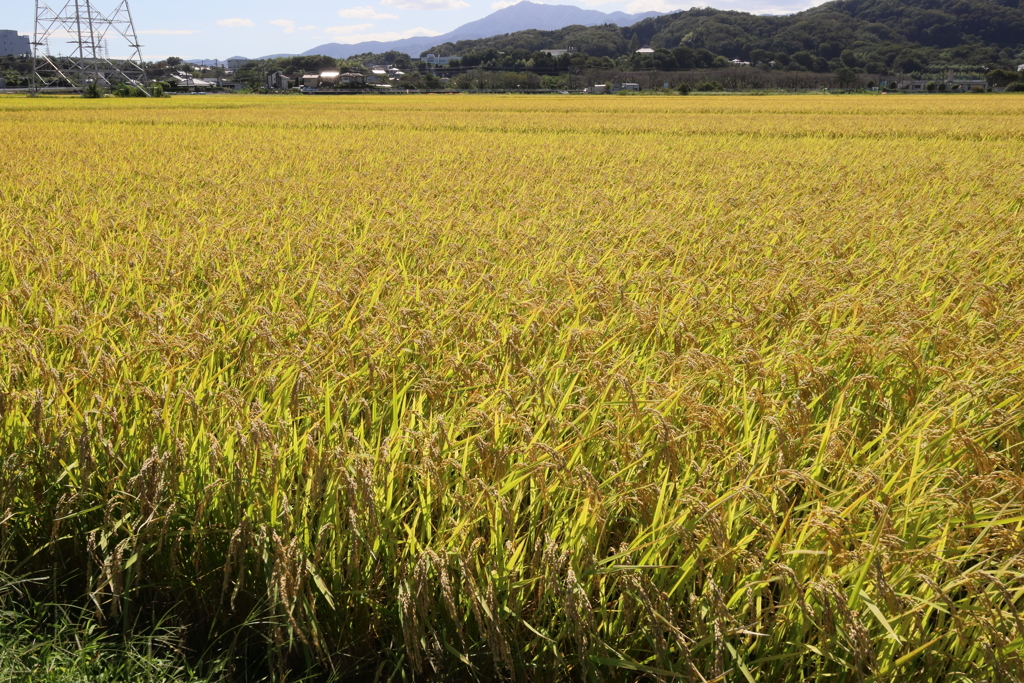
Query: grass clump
0,575,205,683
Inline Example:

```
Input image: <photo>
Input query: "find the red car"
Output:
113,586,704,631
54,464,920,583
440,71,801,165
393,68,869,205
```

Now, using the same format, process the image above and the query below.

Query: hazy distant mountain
188,54,297,65
443,1,662,37
300,1,662,58
185,58,232,66
301,36,442,59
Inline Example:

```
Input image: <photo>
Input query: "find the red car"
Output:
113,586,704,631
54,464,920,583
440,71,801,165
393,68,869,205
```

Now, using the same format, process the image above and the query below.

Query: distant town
3,0,1024,95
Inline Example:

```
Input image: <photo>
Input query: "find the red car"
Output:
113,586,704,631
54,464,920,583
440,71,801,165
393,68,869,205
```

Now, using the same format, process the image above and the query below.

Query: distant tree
840,49,864,68
677,81,691,94
628,33,639,54
817,41,840,60
695,79,723,91
835,67,858,89
791,51,814,69
167,56,182,66
749,48,772,65
893,50,924,73
986,69,1019,87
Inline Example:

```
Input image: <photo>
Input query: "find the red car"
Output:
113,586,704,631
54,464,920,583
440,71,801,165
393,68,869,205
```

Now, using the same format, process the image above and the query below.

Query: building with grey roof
0,30,31,57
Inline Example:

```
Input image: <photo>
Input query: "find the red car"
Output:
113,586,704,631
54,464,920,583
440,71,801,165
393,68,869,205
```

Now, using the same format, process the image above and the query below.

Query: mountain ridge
426,0,1024,73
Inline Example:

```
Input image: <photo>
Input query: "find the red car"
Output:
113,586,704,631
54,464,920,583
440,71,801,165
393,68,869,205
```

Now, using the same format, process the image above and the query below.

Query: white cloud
338,6,400,18
626,0,818,11
381,0,470,10
138,29,202,35
270,19,295,33
493,0,611,7
217,18,254,28
321,26,442,41
625,0,692,11
325,23,376,35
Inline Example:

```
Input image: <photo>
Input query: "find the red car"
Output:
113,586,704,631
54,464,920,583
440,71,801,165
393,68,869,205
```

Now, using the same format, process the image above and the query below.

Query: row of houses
300,65,416,90
586,83,640,93
891,77,988,92
302,72,366,88
887,70,995,92
168,72,246,91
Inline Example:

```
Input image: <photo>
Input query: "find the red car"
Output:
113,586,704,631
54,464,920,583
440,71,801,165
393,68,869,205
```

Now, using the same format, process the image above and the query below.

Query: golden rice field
1,93,1024,681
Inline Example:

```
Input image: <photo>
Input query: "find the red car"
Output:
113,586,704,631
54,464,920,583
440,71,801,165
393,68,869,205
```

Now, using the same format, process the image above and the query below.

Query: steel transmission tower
32,0,150,96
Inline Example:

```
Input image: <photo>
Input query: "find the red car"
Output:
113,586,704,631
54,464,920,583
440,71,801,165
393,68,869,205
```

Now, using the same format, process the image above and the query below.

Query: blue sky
7,0,824,60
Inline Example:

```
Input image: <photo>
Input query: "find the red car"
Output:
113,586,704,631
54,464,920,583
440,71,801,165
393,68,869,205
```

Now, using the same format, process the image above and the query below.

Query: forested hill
428,0,1024,74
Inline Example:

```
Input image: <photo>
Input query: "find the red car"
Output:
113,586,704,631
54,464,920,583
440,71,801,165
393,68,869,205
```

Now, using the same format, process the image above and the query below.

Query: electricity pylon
32,0,150,96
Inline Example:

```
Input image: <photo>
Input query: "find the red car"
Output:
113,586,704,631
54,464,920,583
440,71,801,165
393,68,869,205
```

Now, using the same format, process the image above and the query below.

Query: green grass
0,589,201,683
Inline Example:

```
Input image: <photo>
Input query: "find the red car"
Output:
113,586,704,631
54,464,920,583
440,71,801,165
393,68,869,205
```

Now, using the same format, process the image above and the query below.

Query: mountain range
298,2,661,59
432,0,1024,74
192,0,1024,74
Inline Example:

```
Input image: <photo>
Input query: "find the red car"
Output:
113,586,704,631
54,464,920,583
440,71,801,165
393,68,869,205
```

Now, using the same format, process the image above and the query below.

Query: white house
1018,63,1024,72
169,73,214,89
0,30,31,57
635,47,655,54
423,54,455,66
895,77,987,92
267,71,290,90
